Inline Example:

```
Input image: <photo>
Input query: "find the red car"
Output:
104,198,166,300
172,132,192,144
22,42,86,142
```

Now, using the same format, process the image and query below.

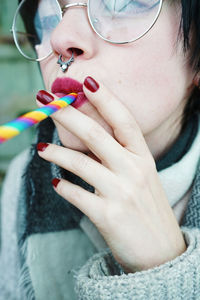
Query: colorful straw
0,93,77,145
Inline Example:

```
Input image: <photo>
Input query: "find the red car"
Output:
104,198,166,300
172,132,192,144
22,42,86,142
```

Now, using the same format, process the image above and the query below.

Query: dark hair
19,0,40,46
18,0,200,130
180,0,200,130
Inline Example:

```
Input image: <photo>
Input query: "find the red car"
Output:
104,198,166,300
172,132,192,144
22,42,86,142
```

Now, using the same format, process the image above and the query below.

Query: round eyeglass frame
12,0,163,62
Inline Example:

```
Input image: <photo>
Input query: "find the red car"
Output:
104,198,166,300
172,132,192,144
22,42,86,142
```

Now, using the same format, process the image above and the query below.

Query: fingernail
37,142,49,152
36,90,54,105
52,178,61,188
84,76,99,93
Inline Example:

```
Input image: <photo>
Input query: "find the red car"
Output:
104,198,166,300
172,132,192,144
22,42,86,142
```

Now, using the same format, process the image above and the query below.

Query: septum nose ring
57,51,74,72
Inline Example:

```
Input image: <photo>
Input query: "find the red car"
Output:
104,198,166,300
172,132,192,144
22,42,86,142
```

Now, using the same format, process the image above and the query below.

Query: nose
50,3,97,60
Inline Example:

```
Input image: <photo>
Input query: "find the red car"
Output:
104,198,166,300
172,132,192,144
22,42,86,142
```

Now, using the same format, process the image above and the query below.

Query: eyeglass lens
89,0,162,43
14,0,62,60
13,0,162,60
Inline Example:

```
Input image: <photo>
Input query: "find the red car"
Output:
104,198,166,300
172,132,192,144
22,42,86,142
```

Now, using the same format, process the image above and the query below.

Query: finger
83,76,151,157
52,178,103,224
37,143,117,196
36,91,123,167
45,96,128,170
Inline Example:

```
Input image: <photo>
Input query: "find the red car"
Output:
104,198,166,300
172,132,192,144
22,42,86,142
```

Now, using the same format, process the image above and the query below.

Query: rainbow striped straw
0,93,77,145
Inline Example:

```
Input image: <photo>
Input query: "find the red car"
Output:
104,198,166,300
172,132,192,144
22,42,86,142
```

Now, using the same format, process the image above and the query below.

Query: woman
1,0,200,299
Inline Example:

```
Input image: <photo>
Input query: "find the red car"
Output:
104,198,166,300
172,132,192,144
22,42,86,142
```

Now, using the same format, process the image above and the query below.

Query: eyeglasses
12,0,163,62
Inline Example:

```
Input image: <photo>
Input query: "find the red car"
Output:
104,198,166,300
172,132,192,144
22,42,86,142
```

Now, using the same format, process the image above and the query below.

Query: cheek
111,54,189,135
39,56,59,90
103,3,192,134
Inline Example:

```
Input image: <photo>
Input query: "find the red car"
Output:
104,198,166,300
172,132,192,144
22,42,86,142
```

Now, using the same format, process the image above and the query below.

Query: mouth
51,77,88,109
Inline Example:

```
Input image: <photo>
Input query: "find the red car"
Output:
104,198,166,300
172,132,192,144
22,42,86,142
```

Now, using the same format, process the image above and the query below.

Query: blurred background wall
0,0,43,194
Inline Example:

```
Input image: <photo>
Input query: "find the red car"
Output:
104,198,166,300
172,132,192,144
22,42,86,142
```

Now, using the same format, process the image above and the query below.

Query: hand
37,76,186,273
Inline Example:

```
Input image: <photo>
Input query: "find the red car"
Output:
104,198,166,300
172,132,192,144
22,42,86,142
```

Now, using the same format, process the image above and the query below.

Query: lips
51,77,88,108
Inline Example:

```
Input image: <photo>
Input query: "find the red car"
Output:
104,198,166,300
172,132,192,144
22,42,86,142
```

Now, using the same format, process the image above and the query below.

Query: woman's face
38,0,195,160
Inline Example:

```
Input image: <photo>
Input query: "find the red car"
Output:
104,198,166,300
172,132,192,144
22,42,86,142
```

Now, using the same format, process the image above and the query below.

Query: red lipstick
51,77,88,108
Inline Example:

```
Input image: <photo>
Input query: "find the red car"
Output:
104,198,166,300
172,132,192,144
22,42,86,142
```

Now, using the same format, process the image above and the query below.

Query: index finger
83,76,151,158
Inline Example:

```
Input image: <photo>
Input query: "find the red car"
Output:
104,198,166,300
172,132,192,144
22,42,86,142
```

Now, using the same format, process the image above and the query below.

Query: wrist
121,232,187,274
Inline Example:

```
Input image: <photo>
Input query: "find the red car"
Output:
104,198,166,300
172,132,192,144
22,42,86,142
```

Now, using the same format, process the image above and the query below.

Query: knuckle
86,123,107,144
126,162,148,190
57,180,82,200
70,153,89,172
135,170,147,188
121,187,136,205
113,179,135,203
69,187,82,200
133,156,156,184
115,121,133,137
124,185,135,200
121,120,134,131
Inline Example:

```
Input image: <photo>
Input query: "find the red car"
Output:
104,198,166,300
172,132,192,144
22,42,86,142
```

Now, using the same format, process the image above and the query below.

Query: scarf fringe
18,239,35,300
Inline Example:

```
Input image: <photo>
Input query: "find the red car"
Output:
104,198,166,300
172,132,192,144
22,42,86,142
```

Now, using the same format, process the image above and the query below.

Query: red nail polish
37,142,49,152
36,90,54,105
84,76,99,93
52,178,61,188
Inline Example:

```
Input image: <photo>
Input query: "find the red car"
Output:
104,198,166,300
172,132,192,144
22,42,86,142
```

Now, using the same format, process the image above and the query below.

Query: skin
36,0,196,272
